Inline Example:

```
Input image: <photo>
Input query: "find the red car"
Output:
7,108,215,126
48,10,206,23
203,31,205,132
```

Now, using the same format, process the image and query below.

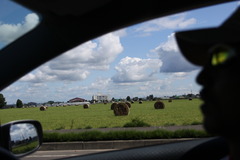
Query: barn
67,97,86,103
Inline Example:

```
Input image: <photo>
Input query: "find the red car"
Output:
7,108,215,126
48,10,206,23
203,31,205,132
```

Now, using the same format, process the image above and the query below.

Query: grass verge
43,129,211,142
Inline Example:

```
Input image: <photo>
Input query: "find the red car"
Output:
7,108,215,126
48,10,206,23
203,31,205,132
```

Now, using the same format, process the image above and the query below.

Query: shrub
123,118,150,127
85,126,92,129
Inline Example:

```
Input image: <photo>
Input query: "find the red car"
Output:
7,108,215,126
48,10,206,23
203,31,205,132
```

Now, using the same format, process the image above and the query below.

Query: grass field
0,99,203,131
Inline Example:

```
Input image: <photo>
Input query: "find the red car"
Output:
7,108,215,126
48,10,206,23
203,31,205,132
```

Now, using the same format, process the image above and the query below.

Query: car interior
0,0,238,159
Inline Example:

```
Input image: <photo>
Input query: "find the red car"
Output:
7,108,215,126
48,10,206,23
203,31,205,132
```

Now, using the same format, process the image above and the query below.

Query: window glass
0,1,239,130
0,0,39,49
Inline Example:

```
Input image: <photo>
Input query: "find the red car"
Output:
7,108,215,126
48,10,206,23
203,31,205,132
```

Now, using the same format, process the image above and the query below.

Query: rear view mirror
10,123,39,155
0,120,43,158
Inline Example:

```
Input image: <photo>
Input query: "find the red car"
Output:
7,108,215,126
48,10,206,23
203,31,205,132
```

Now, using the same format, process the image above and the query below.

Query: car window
0,0,39,50
0,1,239,158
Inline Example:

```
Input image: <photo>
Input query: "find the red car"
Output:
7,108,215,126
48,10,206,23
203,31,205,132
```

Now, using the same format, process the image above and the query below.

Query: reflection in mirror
10,123,39,155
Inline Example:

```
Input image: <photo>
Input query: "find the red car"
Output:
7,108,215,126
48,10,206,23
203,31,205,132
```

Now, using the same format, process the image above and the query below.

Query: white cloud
90,78,111,90
135,13,196,34
0,13,39,44
172,72,188,79
19,32,123,83
112,56,162,83
113,29,127,37
152,33,199,72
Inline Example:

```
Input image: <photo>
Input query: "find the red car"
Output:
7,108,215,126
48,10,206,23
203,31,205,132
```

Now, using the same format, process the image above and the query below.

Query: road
21,149,115,160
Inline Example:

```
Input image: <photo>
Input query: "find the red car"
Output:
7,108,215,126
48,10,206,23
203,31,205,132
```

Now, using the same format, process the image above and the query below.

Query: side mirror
0,120,43,158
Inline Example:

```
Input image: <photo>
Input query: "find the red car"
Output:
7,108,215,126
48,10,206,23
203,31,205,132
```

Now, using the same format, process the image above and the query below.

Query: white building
92,94,109,102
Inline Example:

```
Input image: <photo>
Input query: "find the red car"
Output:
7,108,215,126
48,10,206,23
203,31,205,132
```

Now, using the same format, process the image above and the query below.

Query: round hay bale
111,102,118,110
113,103,129,116
139,101,143,104
131,101,134,104
154,101,165,109
40,106,46,111
83,104,89,109
125,102,131,108
168,99,172,102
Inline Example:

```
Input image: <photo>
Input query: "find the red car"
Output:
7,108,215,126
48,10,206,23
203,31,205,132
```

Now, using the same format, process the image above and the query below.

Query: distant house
27,102,37,107
92,94,109,102
67,97,86,103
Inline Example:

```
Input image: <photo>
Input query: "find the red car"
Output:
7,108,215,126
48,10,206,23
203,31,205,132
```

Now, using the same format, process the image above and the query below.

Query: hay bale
125,102,131,108
154,101,165,109
111,102,118,110
83,104,89,109
139,101,143,104
168,99,172,102
113,103,129,116
40,106,46,111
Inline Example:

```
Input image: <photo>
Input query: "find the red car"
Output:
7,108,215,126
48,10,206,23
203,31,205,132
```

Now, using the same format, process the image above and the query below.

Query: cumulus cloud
152,33,199,72
21,67,90,83
135,13,196,34
112,56,162,83
20,32,123,83
49,32,123,70
0,13,39,44
90,78,112,90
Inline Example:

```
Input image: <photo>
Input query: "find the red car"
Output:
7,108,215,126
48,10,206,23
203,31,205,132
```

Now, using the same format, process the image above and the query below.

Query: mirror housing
0,120,43,158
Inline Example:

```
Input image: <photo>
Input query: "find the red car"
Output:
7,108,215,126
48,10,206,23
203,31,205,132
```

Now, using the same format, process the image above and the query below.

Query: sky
10,123,38,141
0,1,240,104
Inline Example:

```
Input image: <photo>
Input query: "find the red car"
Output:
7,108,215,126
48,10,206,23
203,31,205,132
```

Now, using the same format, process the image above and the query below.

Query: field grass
12,140,39,154
0,99,203,131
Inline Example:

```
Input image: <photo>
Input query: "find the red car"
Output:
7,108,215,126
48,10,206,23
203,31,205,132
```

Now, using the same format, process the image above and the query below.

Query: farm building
67,97,86,103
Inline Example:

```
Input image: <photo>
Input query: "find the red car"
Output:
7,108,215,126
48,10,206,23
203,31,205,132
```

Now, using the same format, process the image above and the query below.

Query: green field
0,99,203,131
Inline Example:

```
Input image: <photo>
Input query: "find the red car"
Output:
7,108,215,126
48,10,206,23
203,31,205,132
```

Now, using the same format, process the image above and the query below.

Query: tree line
0,93,23,108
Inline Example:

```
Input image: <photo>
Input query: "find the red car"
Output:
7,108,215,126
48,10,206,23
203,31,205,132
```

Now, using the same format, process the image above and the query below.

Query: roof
67,97,86,103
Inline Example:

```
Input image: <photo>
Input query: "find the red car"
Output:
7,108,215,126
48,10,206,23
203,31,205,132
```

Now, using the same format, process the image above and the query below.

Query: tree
149,94,154,100
16,99,23,108
0,93,6,108
126,96,131,101
132,97,139,101
48,101,54,105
